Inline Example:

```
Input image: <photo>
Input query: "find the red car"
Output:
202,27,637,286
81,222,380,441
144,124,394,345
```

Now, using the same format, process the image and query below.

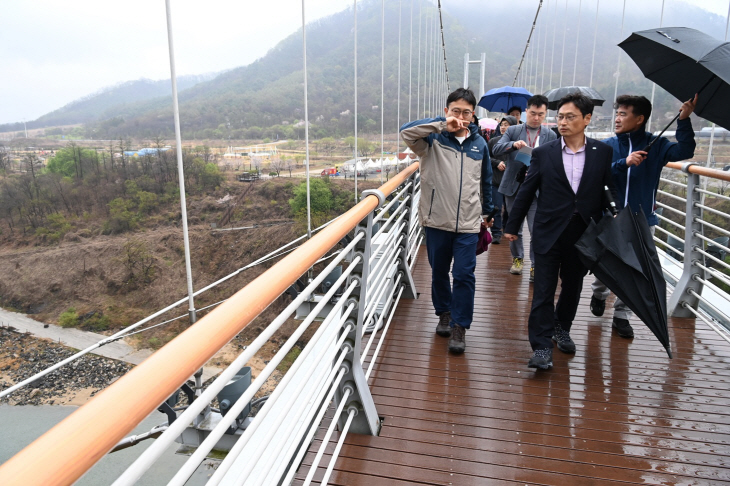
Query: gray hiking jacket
400,117,493,233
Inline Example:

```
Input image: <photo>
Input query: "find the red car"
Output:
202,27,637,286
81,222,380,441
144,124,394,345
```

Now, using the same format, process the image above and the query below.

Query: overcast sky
0,0,727,125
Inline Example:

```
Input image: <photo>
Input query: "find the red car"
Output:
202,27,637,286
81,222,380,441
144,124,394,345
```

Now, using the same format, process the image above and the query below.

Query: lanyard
526,126,541,148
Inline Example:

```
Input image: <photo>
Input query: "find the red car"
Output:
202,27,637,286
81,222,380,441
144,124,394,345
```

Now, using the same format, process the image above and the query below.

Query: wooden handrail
0,163,419,486
666,161,730,183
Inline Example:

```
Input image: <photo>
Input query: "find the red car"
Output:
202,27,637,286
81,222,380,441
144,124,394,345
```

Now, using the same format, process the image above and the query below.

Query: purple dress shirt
560,137,586,194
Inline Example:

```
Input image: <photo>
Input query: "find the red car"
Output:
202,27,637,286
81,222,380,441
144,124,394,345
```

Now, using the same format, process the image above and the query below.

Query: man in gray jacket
400,88,493,354
493,94,557,281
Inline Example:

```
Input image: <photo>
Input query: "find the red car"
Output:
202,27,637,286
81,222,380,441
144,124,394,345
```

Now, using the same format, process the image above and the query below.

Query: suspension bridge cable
559,0,567,86
572,0,582,86
397,0,402,155
164,0,197,325
589,0,600,87
380,0,385,182
417,0,422,117
354,0,358,203
423,6,430,116
532,22,539,92
409,0,413,121
512,0,544,86
534,13,541,92
549,0,558,89
438,0,449,94
301,0,312,239
647,0,666,132
611,0,627,126
540,0,549,93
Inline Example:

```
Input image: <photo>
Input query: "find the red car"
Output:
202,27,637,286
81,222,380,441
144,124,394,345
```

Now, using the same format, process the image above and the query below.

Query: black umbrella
575,207,672,358
543,86,606,110
619,27,730,149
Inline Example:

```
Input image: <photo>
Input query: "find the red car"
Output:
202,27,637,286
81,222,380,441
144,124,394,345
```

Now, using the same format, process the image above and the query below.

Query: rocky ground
0,326,132,406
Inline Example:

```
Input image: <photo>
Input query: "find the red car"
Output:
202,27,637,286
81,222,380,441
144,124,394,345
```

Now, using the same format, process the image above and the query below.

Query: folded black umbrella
619,27,730,136
543,86,605,111
575,208,672,358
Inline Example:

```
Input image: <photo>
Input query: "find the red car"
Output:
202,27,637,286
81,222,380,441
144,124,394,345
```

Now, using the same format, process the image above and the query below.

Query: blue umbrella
478,86,533,113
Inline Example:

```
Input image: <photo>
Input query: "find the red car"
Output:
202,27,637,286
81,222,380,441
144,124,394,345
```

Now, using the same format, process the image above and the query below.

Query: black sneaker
435,312,451,337
448,324,466,354
492,234,501,244
612,317,634,338
590,296,606,317
528,348,553,369
551,323,576,354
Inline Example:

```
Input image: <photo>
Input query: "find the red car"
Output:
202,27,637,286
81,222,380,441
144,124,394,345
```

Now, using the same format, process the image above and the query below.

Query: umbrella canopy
619,27,730,130
575,208,672,358
543,86,606,110
478,86,533,113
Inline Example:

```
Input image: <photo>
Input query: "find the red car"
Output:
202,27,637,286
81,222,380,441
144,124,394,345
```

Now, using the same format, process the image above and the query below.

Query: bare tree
269,156,285,177
250,155,263,175
0,145,9,175
283,157,296,177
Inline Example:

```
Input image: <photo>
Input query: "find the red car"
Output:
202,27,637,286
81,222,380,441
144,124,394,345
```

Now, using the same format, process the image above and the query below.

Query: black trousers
528,216,589,351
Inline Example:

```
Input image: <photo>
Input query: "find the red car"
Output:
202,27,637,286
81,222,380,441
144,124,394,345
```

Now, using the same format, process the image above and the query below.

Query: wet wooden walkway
296,238,730,485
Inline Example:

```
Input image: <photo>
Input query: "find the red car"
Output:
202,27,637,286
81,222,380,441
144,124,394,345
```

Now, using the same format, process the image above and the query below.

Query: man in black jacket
488,115,518,244
504,93,615,370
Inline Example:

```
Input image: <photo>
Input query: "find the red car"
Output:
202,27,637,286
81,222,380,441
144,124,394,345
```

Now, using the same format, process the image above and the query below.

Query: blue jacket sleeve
662,117,696,163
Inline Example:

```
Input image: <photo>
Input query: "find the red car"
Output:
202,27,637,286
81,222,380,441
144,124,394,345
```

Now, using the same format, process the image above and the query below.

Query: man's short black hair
614,95,652,126
526,94,549,110
557,93,594,116
446,88,477,109
507,105,522,114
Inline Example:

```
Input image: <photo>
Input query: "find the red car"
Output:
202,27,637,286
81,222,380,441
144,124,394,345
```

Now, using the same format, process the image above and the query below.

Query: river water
0,405,213,484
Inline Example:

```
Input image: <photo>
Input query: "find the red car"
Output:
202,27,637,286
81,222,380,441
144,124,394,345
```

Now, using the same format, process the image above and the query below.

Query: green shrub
59,308,79,328
289,178,333,215
104,198,138,234
82,313,111,332
147,337,162,348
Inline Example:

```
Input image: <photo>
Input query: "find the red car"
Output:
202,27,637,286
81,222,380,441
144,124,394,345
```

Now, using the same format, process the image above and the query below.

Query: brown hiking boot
448,324,466,354
436,312,451,337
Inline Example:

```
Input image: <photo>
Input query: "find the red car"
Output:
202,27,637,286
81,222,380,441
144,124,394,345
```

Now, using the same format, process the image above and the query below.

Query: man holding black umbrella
504,93,614,370
589,94,697,338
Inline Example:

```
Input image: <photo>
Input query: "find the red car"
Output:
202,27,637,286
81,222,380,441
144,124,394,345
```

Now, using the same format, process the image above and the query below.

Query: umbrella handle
604,185,618,216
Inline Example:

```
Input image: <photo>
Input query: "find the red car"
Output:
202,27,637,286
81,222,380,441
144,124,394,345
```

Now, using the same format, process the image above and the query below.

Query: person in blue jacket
590,94,697,338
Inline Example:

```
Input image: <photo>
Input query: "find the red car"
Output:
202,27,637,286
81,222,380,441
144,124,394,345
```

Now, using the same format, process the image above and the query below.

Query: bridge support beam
337,210,381,436
669,162,705,316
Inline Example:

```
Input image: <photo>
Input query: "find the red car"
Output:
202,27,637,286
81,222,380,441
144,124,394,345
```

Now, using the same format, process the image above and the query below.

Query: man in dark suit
504,93,615,370
493,95,557,281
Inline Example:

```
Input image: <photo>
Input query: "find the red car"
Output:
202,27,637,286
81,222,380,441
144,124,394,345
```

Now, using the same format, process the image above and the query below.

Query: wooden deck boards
295,239,730,485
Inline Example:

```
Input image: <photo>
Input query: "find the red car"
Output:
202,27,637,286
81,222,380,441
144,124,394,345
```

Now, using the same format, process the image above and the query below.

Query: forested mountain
3,0,723,140
0,75,214,133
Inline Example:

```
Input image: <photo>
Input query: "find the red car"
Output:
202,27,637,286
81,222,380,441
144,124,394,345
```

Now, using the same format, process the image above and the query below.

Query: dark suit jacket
492,124,557,197
504,137,615,255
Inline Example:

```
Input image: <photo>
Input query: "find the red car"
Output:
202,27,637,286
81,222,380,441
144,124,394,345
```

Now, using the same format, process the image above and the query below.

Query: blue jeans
491,185,504,237
425,227,478,329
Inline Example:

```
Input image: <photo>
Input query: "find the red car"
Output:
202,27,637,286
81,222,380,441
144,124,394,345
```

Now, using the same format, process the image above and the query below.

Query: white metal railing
658,163,730,328
111,169,422,485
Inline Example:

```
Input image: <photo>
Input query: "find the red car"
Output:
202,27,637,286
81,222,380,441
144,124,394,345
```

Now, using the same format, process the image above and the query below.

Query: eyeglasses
557,114,581,122
449,109,474,118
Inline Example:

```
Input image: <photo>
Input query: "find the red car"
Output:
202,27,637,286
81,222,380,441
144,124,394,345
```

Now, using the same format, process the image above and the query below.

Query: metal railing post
396,172,419,299
669,162,705,316
336,194,383,436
